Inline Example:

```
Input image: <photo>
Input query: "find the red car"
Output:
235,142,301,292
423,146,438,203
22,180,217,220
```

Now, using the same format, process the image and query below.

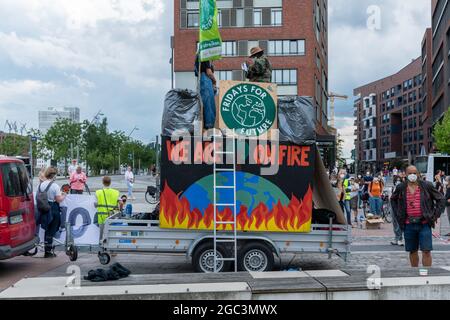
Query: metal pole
118,147,121,175
170,36,175,90
156,135,160,173
29,136,33,178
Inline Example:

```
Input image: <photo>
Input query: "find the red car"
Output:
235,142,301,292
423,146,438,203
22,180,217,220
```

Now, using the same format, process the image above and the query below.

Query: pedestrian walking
36,167,66,258
245,47,273,83
195,53,217,130
435,170,444,194
391,166,446,267
95,176,122,244
69,166,87,194
125,166,135,200
368,176,384,217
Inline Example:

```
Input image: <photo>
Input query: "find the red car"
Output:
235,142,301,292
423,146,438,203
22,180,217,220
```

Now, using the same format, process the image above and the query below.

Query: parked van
416,154,450,182
0,157,38,260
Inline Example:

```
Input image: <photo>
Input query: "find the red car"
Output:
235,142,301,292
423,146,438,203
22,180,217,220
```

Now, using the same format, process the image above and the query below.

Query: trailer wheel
67,245,78,262
98,252,111,265
192,243,231,273
238,242,274,272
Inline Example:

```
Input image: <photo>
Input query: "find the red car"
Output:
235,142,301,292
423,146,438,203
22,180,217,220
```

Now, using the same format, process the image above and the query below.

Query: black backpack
36,181,54,214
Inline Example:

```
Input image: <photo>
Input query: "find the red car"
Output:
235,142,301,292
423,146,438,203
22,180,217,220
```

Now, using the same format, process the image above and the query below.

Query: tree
434,108,450,154
0,134,29,156
41,118,83,174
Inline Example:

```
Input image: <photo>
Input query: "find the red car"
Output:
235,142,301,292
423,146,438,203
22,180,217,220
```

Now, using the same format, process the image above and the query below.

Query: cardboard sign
218,81,278,137
160,136,314,233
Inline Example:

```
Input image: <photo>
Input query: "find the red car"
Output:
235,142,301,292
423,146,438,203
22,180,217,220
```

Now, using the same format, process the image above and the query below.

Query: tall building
421,28,434,152
354,58,425,171
173,0,335,166
431,0,450,126
38,107,80,133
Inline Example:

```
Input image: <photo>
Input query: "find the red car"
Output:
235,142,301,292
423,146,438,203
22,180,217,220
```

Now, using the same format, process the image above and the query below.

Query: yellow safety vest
343,179,352,201
96,188,120,225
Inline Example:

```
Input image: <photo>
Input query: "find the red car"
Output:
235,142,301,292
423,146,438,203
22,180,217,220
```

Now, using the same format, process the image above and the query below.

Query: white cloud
0,80,56,102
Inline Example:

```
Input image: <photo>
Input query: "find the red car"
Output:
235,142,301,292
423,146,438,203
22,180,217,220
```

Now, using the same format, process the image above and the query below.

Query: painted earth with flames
160,172,312,233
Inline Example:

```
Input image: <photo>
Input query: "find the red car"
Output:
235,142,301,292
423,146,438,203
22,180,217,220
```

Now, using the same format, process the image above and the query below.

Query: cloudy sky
0,0,431,156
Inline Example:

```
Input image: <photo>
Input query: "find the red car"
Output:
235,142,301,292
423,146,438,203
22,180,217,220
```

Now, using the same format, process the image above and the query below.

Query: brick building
431,0,450,126
173,0,336,167
354,58,426,172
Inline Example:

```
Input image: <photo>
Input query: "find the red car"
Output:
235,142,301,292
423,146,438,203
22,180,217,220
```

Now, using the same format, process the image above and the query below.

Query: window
253,9,262,26
1,163,30,198
271,8,282,26
236,8,244,27
268,40,305,56
217,71,233,81
187,11,199,28
222,41,236,57
272,69,297,85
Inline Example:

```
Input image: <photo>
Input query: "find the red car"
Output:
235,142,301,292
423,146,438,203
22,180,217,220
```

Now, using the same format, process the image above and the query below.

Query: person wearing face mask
391,166,446,267
245,47,272,83
368,176,384,217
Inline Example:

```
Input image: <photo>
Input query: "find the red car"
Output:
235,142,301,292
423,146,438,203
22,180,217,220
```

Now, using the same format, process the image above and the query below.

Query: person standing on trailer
95,176,121,244
245,47,272,83
195,53,217,130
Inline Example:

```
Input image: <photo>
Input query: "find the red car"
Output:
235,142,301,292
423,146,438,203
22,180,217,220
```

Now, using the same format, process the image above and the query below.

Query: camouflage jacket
246,56,272,83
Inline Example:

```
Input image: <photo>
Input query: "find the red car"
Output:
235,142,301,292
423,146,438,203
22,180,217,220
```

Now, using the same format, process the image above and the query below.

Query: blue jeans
369,196,382,216
392,213,403,241
404,223,433,252
127,182,133,197
340,200,351,224
200,73,216,129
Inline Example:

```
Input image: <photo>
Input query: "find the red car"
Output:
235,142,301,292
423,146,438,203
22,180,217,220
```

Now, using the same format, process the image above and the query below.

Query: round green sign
221,83,276,136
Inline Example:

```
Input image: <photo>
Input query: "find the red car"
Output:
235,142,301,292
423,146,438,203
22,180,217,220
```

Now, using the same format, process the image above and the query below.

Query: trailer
97,88,351,273
99,213,350,273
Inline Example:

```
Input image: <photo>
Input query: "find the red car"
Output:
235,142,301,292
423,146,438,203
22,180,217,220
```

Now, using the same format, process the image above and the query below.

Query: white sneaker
398,240,404,246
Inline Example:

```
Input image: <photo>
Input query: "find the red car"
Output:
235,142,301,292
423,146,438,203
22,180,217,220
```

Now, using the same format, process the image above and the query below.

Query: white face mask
373,178,379,182
340,174,345,179
408,174,418,183
366,172,370,176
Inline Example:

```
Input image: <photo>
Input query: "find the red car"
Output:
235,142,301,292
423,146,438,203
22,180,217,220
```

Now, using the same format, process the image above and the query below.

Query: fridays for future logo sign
220,82,277,137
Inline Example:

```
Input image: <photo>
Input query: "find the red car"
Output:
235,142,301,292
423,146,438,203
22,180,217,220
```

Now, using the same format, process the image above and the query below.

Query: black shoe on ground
44,252,57,258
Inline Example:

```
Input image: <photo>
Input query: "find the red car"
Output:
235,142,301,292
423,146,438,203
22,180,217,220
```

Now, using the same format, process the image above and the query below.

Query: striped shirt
406,186,423,223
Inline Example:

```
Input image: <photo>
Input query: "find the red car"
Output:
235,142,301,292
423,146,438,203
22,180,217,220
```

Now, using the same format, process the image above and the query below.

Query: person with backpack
36,167,66,258
368,176,384,217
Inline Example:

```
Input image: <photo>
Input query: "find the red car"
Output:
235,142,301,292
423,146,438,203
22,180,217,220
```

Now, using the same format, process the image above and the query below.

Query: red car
0,157,38,260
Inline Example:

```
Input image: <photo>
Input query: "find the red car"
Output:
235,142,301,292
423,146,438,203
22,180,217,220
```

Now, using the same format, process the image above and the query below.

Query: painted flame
160,181,312,233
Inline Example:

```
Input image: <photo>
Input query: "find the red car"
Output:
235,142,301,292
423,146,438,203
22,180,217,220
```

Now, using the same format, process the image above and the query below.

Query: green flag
199,0,222,62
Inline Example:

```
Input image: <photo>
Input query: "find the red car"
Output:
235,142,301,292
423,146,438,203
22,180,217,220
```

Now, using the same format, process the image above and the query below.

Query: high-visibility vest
343,179,352,201
96,188,120,225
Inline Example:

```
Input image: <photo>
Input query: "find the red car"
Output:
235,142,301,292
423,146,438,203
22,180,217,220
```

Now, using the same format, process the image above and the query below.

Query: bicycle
381,191,393,223
145,174,160,205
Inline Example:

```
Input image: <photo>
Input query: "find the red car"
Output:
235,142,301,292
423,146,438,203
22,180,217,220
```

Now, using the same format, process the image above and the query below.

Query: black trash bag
162,89,201,136
278,96,316,145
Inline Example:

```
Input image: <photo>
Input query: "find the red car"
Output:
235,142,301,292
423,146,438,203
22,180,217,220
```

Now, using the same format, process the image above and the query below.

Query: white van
415,154,450,182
